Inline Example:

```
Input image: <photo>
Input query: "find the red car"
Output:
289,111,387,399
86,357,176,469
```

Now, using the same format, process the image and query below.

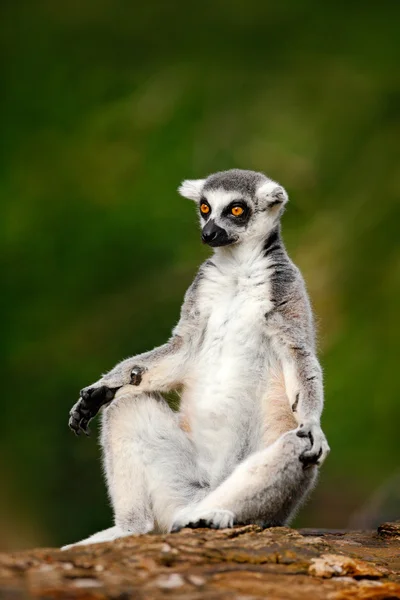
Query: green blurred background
1,0,399,550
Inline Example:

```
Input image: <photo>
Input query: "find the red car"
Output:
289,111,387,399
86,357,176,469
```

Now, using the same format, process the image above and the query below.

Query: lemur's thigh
172,429,317,531
101,386,207,533
214,429,317,526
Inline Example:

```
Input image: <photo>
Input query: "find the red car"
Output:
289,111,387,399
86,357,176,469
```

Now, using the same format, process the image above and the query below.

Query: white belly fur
181,268,287,485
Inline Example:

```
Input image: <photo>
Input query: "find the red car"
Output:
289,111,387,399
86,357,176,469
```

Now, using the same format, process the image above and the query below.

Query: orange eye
231,206,244,216
200,203,210,215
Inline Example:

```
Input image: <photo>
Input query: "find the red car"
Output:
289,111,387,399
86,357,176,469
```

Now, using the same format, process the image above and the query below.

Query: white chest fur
184,254,275,481
198,256,273,372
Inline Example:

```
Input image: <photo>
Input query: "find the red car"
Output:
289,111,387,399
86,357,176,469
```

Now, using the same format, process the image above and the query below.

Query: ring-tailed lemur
63,169,329,549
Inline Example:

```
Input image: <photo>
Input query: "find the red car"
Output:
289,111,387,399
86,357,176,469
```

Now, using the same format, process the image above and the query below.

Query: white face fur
178,169,288,248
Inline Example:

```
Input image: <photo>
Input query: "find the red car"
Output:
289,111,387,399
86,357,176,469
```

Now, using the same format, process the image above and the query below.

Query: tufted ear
256,180,288,208
178,179,205,201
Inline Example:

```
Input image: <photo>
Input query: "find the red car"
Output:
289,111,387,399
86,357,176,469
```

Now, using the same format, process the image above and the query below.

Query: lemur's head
178,169,288,248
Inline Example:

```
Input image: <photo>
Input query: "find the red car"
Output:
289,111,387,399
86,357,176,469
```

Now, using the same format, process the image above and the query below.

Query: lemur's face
179,169,288,248
197,189,253,247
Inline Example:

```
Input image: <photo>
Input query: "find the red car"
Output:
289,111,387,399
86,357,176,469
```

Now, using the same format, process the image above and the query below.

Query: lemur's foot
69,386,119,435
171,509,235,532
297,422,330,467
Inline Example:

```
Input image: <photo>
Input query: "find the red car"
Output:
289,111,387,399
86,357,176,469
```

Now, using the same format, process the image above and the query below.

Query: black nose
201,220,225,244
202,229,218,243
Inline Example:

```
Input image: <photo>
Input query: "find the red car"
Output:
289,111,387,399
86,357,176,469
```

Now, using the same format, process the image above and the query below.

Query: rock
309,554,385,579
0,523,400,599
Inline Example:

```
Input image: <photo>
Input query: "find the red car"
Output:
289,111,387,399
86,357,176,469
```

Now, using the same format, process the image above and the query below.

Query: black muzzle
201,220,234,247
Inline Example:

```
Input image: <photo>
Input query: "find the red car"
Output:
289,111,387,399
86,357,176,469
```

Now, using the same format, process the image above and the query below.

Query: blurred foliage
1,0,399,550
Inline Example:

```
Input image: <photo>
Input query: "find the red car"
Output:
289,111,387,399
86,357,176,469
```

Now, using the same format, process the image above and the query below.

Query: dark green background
1,0,399,550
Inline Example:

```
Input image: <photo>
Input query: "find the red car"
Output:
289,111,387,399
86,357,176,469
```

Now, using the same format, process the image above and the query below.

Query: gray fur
203,169,267,197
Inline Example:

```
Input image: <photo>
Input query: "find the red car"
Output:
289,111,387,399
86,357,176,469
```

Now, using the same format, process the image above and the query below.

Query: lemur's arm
91,335,188,393
269,278,330,464
69,270,204,435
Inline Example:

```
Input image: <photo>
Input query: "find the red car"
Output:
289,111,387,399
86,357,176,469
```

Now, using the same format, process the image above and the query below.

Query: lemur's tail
61,525,129,550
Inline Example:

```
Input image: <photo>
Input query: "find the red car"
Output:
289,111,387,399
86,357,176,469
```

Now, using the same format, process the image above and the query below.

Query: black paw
297,422,329,468
170,520,209,532
130,366,146,386
68,386,119,435
171,509,234,532
186,519,212,529
298,427,321,468
299,447,323,469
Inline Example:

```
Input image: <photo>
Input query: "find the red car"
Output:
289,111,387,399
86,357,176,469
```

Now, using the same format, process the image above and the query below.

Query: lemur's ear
257,181,288,208
178,179,205,201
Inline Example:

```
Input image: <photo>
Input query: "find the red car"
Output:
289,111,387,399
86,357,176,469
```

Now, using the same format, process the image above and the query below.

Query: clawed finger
299,446,323,467
68,406,92,436
68,415,81,436
79,418,91,436
296,427,309,438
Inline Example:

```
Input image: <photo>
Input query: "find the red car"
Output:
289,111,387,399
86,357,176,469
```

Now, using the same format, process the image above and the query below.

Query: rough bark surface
1,522,399,599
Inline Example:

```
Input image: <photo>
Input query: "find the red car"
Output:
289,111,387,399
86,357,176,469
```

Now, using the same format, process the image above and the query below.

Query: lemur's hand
297,421,330,467
68,387,117,435
68,366,146,435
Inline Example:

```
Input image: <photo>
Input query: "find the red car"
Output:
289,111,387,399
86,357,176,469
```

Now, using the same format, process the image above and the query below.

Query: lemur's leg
69,336,189,435
64,386,208,548
171,429,317,532
104,387,209,532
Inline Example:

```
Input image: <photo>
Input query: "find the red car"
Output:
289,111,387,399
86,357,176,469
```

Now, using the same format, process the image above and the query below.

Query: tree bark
1,522,400,599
